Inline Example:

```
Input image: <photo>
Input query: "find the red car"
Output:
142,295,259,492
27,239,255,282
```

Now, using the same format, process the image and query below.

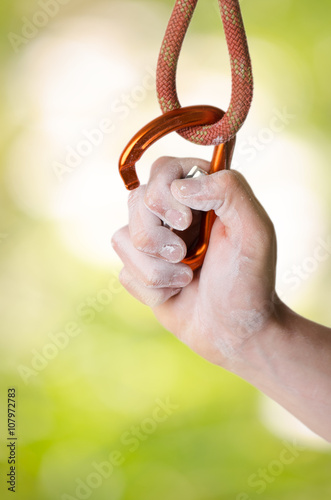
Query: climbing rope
156,0,253,145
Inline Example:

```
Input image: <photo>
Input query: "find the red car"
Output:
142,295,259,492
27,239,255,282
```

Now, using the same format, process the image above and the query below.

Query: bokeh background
1,0,331,498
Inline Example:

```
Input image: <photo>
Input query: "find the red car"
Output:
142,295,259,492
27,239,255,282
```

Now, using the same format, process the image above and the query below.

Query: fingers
128,185,186,263
127,156,211,263
113,157,209,307
113,158,274,310
119,268,181,308
171,169,274,240
144,156,210,230
111,225,193,306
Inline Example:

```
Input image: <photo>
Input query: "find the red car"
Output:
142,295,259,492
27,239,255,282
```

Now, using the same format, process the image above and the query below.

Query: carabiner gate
119,105,236,271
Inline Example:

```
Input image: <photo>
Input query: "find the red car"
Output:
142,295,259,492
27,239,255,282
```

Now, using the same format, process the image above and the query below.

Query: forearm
227,302,331,441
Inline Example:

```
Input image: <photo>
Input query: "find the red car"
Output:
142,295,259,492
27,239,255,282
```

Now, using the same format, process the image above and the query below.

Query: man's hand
112,156,278,367
113,156,331,441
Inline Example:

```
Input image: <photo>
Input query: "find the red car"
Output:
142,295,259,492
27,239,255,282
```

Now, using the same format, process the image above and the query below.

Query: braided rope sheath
156,0,253,145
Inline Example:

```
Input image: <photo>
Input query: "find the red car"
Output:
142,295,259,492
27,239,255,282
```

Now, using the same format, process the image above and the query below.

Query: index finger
144,156,210,230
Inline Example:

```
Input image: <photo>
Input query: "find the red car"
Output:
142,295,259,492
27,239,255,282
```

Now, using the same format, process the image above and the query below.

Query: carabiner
119,105,236,271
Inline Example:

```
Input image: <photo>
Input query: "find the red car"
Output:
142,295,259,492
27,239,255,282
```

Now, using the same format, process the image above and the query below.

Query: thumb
171,169,269,235
171,170,276,272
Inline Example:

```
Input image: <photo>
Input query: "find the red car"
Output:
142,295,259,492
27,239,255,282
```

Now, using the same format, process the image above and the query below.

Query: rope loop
156,0,253,145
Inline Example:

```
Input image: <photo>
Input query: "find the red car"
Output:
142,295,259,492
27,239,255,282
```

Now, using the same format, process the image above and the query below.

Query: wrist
222,298,292,386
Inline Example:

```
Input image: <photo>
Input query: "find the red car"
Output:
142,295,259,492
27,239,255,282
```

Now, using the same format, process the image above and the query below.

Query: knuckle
128,184,146,208
150,157,182,185
264,217,276,240
144,184,163,212
144,268,165,288
131,229,151,252
118,267,130,287
146,293,165,308
253,213,276,248
111,226,127,250
220,170,242,192
150,156,174,176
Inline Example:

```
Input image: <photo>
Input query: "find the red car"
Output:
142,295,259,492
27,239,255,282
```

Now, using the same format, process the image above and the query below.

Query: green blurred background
1,0,331,498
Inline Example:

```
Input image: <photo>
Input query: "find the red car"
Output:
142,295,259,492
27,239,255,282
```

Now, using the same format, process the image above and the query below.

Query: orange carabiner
119,105,236,271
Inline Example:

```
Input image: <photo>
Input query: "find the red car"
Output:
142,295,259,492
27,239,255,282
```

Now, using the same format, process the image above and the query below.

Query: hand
112,156,278,367
113,156,331,441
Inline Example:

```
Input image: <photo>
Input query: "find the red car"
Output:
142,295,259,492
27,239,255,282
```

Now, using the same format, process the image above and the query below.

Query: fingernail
173,178,202,197
164,209,187,230
159,244,183,262
170,270,192,287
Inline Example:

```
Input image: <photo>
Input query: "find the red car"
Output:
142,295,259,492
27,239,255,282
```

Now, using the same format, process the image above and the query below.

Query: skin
112,156,331,441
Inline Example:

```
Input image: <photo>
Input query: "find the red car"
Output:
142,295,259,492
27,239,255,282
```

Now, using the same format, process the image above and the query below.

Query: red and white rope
156,0,253,145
